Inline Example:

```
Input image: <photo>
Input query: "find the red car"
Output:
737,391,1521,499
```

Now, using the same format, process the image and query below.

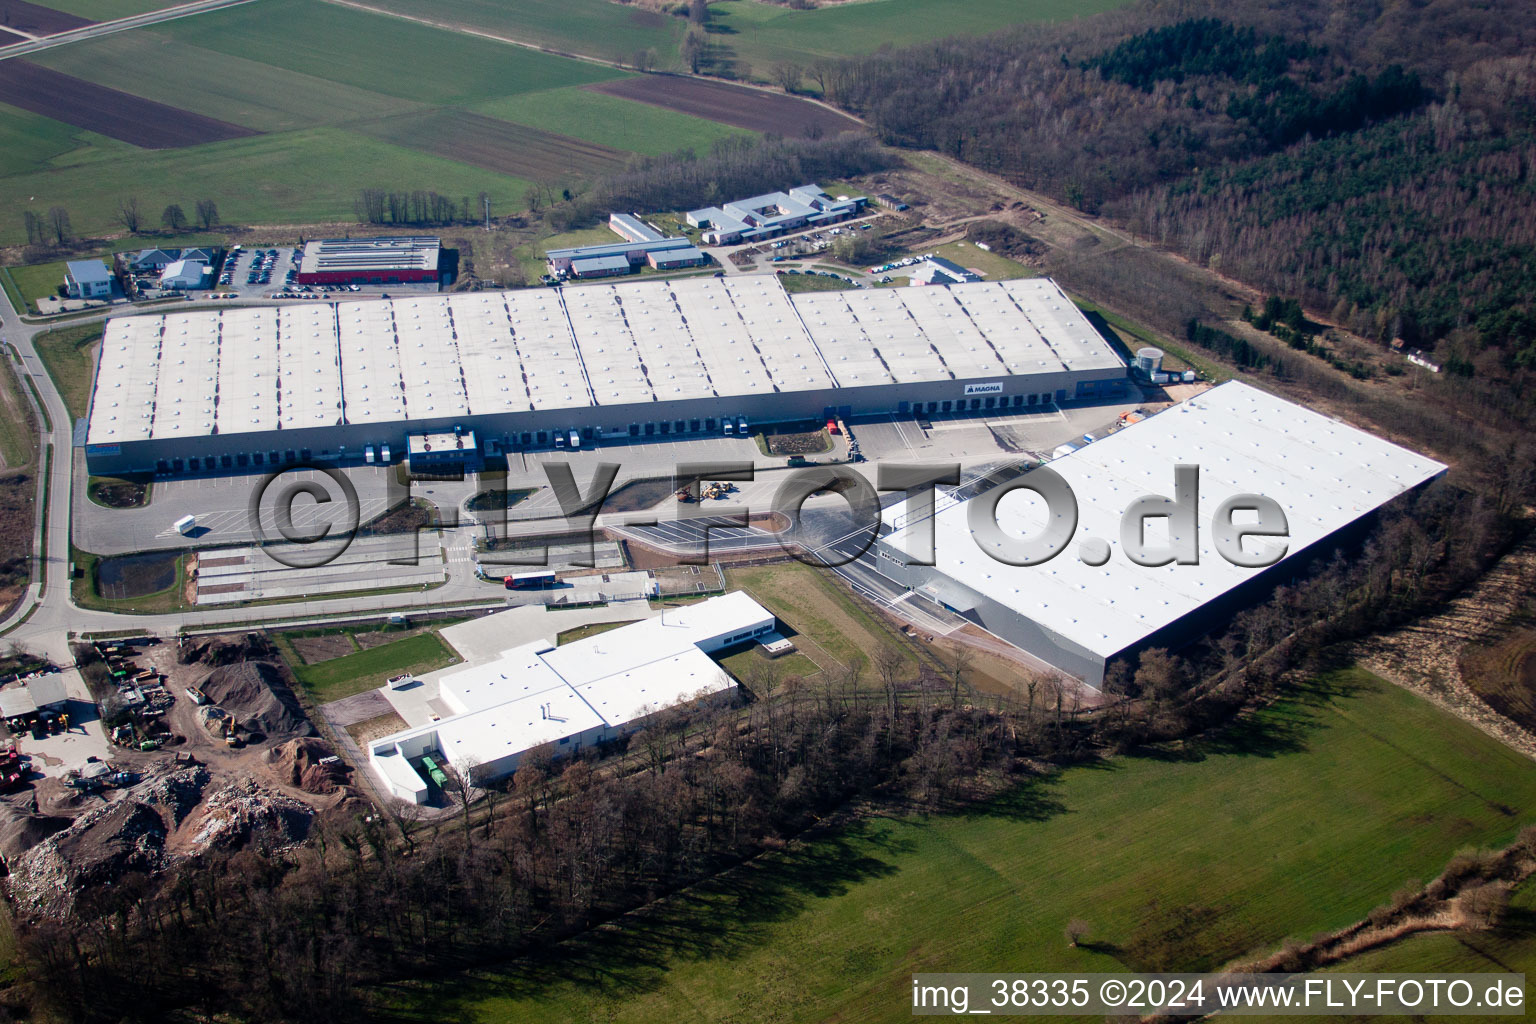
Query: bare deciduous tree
47,206,71,246
116,197,142,234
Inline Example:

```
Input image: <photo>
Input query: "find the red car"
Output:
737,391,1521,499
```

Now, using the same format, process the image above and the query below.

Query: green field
473,86,750,157
0,126,536,247
353,0,690,68
156,0,622,104
354,0,1133,79
289,631,459,702
393,669,1536,1021
35,30,428,132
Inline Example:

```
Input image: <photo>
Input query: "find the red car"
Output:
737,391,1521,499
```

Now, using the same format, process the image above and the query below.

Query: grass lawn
725,562,917,673
158,0,623,105
719,645,820,683
778,272,857,293
0,355,37,470
289,631,459,702
930,240,1037,281
1070,295,1224,381
7,260,75,312
391,669,1536,1022
0,269,25,317
32,323,103,420
71,546,190,614
473,86,751,157
555,620,633,645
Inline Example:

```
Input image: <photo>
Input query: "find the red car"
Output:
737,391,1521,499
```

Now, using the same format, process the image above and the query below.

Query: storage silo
1134,347,1164,375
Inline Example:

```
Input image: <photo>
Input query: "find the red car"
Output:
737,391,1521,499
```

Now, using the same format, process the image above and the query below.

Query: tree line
21,199,219,248
354,189,487,227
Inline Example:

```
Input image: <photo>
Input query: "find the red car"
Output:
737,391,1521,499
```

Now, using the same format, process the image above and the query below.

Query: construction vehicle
675,486,695,503
0,746,25,791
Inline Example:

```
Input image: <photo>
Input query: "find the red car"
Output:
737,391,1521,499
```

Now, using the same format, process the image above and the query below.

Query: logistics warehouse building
370,591,775,802
873,381,1447,686
82,276,1128,476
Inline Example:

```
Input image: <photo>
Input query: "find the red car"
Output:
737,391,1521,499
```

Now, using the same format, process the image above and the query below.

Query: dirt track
0,60,259,148
588,75,866,137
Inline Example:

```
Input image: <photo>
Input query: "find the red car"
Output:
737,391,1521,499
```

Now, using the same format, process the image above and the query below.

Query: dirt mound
3,764,209,916
0,802,71,863
184,777,313,852
200,661,314,742
179,633,275,666
266,738,353,794
5,761,316,918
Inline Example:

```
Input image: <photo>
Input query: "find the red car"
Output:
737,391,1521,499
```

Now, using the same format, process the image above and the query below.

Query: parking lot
73,398,1145,557
73,463,397,555
215,244,299,296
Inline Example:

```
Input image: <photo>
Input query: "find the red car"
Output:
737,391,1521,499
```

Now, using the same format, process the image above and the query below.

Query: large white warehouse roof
86,276,1120,445
882,380,1446,659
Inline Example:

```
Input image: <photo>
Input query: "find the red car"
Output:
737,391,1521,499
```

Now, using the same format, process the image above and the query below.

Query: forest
823,0,1536,419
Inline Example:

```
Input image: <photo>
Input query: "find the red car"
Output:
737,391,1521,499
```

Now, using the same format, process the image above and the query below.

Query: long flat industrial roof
299,236,440,275
882,380,1447,659
86,276,1122,445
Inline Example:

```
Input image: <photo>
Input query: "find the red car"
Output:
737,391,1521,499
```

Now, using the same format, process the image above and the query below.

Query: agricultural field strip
33,28,426,132
586,75,865,137
0,0,94,37
321,0,681,69
0,59,257,147
150,0,624,105
353,108,631,180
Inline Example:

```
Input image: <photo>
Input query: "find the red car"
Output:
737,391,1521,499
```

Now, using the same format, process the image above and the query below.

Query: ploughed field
0,60,259,147
0,0,92,35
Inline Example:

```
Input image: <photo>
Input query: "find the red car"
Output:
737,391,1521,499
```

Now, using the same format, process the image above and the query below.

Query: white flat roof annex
883,380,1447,660
85,278,1122,446
371,592,770,778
